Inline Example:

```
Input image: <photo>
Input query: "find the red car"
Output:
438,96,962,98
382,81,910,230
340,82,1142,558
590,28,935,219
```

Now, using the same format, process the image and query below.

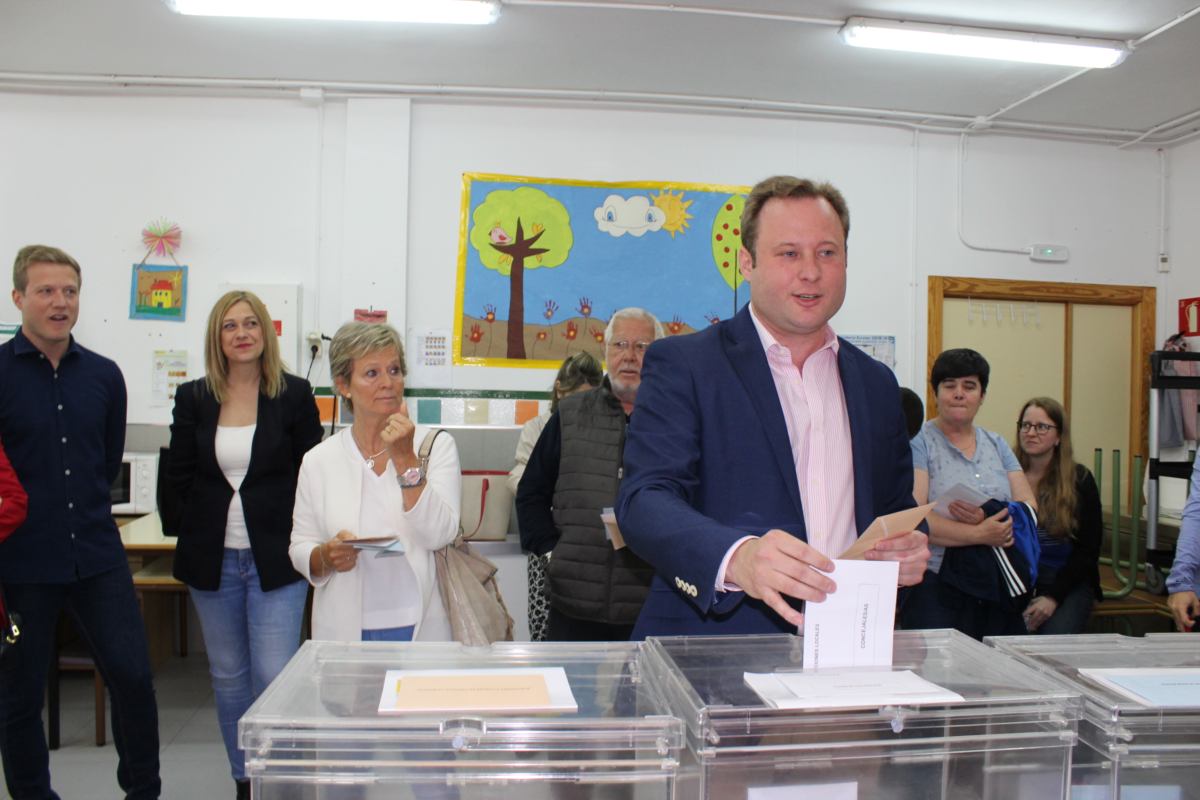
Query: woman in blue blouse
899,348,1036,638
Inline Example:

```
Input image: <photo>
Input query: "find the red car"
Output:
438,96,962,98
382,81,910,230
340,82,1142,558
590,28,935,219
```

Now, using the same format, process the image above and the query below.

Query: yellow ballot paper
839,503,935,560
378,667,578,715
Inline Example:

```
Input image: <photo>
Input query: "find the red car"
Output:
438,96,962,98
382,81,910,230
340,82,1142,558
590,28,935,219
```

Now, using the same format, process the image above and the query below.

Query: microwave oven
111,451,158,515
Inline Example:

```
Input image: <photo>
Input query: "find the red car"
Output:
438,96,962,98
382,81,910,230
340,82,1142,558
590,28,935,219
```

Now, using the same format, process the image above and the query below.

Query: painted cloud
594,194,666,237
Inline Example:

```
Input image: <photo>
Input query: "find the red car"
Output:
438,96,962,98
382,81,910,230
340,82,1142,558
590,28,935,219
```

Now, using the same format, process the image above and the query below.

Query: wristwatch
398,465,425,489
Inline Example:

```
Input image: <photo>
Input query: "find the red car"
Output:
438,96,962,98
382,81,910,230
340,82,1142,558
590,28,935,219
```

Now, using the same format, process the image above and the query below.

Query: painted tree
470,188,573,359
711,195,746,295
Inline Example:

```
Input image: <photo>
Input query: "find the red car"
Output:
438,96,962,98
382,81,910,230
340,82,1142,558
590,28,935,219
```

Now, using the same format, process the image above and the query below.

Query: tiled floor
2,653,235,800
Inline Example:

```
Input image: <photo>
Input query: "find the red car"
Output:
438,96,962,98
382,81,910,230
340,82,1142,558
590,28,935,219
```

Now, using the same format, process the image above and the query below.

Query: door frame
927,276,1156,472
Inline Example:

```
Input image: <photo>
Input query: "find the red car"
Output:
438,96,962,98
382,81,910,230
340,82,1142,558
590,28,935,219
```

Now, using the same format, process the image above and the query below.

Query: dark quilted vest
549,385,654,624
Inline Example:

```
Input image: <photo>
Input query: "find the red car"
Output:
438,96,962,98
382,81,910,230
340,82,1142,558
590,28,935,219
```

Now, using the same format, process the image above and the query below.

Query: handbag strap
415,431,484,544
463,477,489,540
418,428,444,461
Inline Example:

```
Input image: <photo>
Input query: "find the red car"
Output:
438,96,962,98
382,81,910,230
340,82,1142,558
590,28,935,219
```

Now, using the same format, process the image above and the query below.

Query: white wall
0,94,324,423
0,91,1180,422
1167,138,1200,334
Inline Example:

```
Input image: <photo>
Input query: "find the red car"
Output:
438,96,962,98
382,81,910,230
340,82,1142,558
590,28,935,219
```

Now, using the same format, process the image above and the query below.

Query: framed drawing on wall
454,172,751,368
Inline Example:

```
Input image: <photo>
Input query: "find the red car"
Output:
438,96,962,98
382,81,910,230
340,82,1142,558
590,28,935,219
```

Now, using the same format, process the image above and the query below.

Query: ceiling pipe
500,0,843,27
0,70,1158,146
976,3,1200,127
1119,107,1200,150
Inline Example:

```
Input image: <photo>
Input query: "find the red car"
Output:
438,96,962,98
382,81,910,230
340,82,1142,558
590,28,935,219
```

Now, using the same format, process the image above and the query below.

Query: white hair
603,307,664,344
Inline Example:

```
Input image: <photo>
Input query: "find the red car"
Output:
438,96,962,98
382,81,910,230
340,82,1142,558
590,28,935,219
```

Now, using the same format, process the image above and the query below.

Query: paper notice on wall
407,328,452,387
151,350,188,407
843,334,896,370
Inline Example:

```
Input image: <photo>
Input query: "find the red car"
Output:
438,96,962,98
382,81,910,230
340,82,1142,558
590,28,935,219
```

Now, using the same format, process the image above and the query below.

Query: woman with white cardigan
290,322,461,642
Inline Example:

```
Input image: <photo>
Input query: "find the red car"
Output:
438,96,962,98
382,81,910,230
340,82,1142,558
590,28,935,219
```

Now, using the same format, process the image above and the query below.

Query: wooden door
929,277,1154,507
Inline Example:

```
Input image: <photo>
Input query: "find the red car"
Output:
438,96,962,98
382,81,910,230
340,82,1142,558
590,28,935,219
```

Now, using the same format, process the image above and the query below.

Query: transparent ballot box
988,633,1200,800
643,630,1080,800
240,640,684,800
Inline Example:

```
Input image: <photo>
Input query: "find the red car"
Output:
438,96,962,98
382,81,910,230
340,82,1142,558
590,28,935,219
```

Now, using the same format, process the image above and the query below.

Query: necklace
353,433,387,468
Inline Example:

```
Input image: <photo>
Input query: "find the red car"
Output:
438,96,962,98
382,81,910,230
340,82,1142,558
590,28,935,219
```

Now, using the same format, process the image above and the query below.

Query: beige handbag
420,430,515,646
459,470,513,541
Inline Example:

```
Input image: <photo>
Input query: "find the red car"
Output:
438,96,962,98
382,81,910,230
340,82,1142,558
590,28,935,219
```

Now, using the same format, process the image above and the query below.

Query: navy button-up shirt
0,329,127,583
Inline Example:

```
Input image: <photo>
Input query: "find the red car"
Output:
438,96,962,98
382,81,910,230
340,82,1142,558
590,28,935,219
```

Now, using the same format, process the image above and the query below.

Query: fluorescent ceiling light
840,17,1129,69
164,0,500,25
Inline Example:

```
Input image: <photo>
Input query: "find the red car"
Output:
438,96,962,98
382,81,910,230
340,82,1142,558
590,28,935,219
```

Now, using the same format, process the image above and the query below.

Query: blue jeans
361,626,415,642
1034,581,1096,635
0,567,161,800
188,549,307,782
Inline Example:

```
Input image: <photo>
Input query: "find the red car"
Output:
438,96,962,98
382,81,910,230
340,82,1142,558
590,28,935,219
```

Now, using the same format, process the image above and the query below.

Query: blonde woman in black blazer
167,290,322,800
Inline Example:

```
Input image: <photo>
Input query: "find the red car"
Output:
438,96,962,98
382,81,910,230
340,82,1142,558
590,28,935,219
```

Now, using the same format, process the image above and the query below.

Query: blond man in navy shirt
0,245,160,800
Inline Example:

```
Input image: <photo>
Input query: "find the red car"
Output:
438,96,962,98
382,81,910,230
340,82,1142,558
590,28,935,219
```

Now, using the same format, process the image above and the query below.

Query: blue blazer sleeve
618,339,756,617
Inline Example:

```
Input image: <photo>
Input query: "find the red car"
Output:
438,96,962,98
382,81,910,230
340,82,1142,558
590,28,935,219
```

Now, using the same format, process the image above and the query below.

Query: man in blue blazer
616,176,930,638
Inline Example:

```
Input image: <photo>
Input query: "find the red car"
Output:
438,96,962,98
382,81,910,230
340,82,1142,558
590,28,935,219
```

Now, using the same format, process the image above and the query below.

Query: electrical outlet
306,331,323,358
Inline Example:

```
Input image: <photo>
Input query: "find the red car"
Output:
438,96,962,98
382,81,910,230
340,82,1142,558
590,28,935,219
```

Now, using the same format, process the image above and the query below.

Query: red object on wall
273,319,283,336
1181,297,1200,337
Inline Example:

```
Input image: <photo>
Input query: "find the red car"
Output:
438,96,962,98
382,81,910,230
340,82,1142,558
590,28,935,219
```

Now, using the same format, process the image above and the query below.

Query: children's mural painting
455,173,750,367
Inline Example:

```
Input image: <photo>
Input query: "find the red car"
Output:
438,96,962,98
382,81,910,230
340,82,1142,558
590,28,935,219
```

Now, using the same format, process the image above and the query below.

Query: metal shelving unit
1144,349,1200,593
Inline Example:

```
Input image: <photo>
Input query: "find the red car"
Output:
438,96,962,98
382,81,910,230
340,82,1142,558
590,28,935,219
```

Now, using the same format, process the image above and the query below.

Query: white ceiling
2,0,1199,146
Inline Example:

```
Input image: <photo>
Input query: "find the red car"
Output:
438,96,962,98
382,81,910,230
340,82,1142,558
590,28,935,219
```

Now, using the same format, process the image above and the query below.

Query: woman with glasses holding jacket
1014,397,1102,634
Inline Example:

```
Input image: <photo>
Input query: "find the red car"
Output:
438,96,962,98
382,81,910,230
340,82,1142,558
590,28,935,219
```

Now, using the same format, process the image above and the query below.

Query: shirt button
39,353,45,359
61,436,67,444
65,468,71,476
70,533,76,539
68,502,74,509
53,372,58,379
57,404,63,411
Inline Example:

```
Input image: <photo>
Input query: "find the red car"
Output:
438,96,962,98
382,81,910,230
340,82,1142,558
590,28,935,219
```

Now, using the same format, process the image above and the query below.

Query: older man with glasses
516,307,663,642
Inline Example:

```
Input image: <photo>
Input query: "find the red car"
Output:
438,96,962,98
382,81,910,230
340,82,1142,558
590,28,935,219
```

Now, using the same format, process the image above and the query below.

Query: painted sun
652,190,694,238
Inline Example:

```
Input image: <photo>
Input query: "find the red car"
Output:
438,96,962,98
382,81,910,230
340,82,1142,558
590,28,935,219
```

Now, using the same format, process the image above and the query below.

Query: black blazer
167,373,323,591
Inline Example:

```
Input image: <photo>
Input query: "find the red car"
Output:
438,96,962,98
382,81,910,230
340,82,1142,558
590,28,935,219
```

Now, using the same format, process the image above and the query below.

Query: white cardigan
289,427,461,642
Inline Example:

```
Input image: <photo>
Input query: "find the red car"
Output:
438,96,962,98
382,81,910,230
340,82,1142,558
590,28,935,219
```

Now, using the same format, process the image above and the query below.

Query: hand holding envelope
839,503,934,587
726,505,932,628
799,504,934,668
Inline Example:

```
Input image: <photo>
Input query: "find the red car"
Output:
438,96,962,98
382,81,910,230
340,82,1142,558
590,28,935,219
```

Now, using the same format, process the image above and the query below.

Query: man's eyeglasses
1019,422,1057,435
607,340,651,354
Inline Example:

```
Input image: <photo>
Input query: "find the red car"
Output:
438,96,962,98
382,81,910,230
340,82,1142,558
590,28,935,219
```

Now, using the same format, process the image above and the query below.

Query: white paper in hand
802,560,898,670
932,483,991,518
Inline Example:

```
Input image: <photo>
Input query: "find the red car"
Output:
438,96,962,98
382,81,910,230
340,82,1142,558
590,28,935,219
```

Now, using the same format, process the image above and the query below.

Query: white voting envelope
802,560,898,670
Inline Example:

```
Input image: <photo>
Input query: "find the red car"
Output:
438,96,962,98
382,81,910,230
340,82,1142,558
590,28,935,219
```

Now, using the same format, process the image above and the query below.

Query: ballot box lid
239,640,683,783
643,629,1079,759
988,633,1200,757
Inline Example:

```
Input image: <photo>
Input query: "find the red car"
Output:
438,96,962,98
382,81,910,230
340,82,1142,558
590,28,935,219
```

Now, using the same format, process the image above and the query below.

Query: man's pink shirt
716,304,858,590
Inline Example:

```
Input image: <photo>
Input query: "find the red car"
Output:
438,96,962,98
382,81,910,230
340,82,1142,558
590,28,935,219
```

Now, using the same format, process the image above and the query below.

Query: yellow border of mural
454,172,750,369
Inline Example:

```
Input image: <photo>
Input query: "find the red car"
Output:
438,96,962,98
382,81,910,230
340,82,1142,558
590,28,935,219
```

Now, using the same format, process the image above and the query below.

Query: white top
350,435,422,630
216,423,256,550
289,426,462,642
507,411,550,495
